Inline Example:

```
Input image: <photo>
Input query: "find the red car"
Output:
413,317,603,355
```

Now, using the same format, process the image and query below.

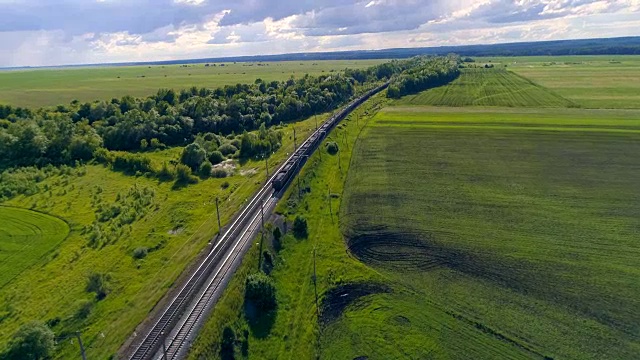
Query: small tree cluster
244,273,277,313
4,322,55,360
326,142,339,155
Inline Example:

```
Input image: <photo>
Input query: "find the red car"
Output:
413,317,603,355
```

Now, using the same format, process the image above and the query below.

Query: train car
271,81,390,192
272,155,300,191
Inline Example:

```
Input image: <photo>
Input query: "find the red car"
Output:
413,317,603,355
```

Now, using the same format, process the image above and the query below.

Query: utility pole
293,127,297,151
297,171,302,199
315,114,318,130
328,186,333,223
75,332,87,360
215,197,221,236
313,246,320,322
265,155,269,179
338,151,342,175
344,129,349,149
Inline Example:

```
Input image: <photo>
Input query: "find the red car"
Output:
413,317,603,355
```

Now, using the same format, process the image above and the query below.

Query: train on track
272,81,389,191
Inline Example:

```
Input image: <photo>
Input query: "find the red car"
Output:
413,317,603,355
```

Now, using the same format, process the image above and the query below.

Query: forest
0,56,462,171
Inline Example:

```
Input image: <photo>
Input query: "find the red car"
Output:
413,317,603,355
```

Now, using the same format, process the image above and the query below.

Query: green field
483,55,640,109
0,207,69,289
0,115,325,359
396,68,574,107
0,60,384,108
338,107,640,359
187,57,640,359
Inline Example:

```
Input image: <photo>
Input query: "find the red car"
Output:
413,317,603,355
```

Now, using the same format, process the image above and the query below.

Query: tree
180,143,206,171
208,150,224,165
175,164,197,184
292,216,308,239
199,161,213,178
326,142,339,155
5,321,55,360
245,273,277,313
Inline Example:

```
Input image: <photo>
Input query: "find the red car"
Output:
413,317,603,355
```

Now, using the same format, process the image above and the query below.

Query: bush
199,161,213,178
157,162,175,181
218,143,238,156
181,143,207,171
326,141,339,155
112,153,153,174
212,168,228,178
208,150,225,165
175,164,197,184
133,247,148,259
292,216,308,239
244,273,277,313
86,272,111,300
5,322,55,360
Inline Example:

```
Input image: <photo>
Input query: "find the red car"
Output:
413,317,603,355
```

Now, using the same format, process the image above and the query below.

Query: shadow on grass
244,302,276,339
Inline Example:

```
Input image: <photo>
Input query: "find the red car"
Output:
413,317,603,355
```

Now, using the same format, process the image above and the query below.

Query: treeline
0,59,420,170
387,56,461,98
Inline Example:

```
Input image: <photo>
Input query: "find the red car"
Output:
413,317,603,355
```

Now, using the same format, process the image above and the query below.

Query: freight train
271,81,390,192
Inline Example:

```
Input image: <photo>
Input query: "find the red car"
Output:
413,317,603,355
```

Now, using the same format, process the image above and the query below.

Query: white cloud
0,0,638,67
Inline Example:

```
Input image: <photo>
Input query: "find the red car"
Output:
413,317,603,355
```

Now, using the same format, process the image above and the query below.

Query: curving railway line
126,81,389,360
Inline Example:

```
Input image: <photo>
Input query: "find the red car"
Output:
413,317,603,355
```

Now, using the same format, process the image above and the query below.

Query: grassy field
396,68,574,107
0,115,325,359
0,207,69,290
338,107,640,359
482,55,640,109
0,60,384,108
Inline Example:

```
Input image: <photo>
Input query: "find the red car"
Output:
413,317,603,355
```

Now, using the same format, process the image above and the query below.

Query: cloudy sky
0,0,638,67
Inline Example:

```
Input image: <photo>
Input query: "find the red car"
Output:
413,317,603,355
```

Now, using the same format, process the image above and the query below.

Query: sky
0,0,638,67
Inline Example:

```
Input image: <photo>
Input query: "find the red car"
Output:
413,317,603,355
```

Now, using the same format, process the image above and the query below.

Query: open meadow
0,60,384,108
0,207,69,290
188,60,640,359
482,55,640,109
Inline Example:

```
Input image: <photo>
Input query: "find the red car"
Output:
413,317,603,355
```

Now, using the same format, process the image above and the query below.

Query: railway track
127,82,389,360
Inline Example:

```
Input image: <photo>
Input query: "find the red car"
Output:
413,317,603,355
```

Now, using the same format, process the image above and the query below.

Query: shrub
244,273,277,312
175,164,197,184
86,272,111,300
181,143,206,171
199,161,213,178
326,141,339,155
150,138,165,150
208,150,225,165
112,153,153,174
218,143,238,156
5,322,55,360
292,216,308,239
212,168,228,178
157,162,175,181
133,247,148,259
